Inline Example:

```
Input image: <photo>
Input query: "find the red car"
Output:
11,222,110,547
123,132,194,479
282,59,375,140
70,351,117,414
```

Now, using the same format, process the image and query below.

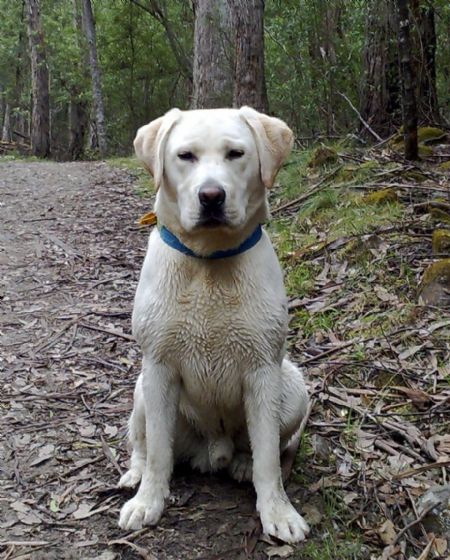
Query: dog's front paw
118,468,142,489
259,498,310,543
118,494,165,530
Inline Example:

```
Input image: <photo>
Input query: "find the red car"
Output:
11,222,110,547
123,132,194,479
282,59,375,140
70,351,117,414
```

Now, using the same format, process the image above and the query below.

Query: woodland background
0,0,449,159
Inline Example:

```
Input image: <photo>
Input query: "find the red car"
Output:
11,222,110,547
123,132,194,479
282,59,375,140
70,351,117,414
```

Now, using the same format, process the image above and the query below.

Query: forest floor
1,139,450,560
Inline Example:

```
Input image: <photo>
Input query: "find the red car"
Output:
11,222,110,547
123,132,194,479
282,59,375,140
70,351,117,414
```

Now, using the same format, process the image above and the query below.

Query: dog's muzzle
197,182,227,227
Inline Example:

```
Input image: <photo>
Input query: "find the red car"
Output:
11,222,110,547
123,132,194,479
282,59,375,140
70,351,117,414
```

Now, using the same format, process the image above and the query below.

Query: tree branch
129,0,192,80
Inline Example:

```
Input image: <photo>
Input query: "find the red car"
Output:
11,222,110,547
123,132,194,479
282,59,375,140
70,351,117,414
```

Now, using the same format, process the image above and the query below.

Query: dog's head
134,107,293,252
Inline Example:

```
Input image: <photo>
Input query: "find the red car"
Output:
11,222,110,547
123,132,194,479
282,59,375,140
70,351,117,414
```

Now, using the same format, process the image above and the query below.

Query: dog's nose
198,183,226,208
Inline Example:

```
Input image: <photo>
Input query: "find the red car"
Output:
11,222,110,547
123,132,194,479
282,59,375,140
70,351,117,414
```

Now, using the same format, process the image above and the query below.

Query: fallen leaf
29,443,55,467
10,501,29,514
433,537,447,555
86,552,117,560
301,503,323,526
265,544,294,558
138,211,157,226
343,492,358,505
73,503,93,520
397,344,426,361
378,519,397,545
104,424,118,438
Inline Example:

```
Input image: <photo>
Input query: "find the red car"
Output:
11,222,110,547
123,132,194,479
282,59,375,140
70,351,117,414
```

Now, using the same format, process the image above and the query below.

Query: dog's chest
135,261,286,404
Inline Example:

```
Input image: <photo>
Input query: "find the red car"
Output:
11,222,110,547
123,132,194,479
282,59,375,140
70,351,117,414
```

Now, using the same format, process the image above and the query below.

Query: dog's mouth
196,210,229,228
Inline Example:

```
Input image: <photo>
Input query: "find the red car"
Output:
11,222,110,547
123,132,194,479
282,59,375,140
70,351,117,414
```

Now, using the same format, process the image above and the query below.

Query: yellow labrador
118,107,310,543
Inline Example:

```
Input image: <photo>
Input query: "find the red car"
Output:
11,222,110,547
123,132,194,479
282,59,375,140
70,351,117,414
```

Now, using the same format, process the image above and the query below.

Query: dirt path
1,161,300,560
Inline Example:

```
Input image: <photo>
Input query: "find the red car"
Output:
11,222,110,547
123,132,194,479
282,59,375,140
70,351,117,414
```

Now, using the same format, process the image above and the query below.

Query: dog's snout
198,183,226,209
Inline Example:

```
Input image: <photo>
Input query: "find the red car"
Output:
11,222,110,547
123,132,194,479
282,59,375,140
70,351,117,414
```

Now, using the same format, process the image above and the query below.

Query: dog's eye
226,149,244,160
178,151,196,162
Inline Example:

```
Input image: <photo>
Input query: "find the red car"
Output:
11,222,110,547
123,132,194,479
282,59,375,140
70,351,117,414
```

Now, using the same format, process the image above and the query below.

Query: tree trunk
397,0,418,160
411,1,440,124
359,0,401,137
82,0,107,157
2,103,12,143
191,0,233,109
68,0,88,160
25,0,50,158
231,0,268,113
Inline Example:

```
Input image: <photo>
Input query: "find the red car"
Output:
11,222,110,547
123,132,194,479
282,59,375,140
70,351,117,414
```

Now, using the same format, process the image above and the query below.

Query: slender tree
25,0,50,157
191,0,233,108
68,0,89,160
1,100,12,143
359,0,401,137
130,0,192,82
230,0,268,113
397,0,418,160
82,0,107,157
411,0,440,123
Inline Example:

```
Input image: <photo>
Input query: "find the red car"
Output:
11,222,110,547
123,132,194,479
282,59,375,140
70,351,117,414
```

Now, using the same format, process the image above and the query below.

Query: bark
397,0,418,160
359,0,401,137
82,0,107,157
411,1,440,123
68,0,89,160
230,0,268,113
308,2,343,135
25,0,50,158
191,0,233,109
2,103,12,143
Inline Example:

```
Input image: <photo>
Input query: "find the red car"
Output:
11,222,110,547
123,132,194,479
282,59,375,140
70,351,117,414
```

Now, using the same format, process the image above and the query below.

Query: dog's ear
134,108,182,189
239,106,294,189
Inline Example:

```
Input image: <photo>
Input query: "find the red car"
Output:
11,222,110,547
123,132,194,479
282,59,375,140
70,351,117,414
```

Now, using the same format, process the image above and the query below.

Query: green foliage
1,0,449,156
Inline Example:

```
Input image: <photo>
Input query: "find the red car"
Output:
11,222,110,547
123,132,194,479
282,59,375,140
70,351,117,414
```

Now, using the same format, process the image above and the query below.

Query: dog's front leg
245,365,310,543
119,359,179,531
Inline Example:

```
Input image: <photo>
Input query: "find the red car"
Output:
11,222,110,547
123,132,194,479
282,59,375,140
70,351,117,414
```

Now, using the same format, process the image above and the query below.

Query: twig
100,436,123,476
338,92,383,142
394,459,450,479
79,322,134,341
108,538,157,560
272,166,342,215
417,538,435,560
392,504,434,545
0,541,50,547
299,340,357,365
91,272,131,288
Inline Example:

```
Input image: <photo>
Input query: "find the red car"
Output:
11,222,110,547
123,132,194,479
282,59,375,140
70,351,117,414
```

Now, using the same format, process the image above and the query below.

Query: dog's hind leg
118,375,146,489
279,358,309,451
174,415,234,473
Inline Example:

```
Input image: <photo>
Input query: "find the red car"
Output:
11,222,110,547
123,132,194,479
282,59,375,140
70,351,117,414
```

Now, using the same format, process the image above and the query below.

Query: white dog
118,107,310,543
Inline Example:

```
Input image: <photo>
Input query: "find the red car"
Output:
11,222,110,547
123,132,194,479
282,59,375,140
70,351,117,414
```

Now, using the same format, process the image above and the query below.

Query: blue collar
159,224,263,259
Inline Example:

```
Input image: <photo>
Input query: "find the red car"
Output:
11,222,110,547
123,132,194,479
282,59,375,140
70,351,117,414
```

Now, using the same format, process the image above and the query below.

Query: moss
335,161,378,184
308,146,338,168
432,230,450,255
417,126,446,143
421,259,450,286
429,198,450,224
419,144,433,157
404,170,427,183
389,126,444,157
391,126,445,144
439,161,450,171
362,188,398,205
